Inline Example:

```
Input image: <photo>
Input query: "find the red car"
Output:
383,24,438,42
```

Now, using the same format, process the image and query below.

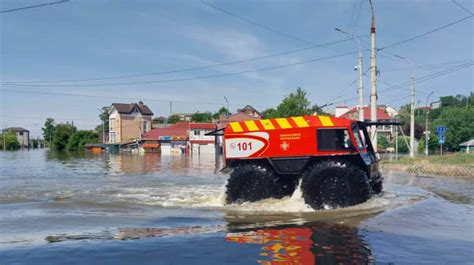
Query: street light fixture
224,96,230,115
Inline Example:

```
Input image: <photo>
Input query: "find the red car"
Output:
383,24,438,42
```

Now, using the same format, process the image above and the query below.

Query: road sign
436,126,447,134
438,134,445,144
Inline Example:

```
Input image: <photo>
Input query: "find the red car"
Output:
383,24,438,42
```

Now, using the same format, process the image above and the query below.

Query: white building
189,123,216,154
3,127,29,149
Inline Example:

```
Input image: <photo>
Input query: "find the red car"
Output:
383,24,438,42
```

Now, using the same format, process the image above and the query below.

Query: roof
111,102,153,116
142,122,189,140
459,139,474,147
190,123,215,129
225,115,353,133
4,127,29,132
217,112,261,129
237,105,261,115
340,106,393,120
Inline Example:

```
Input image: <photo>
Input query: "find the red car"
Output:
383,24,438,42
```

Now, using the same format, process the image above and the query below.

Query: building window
19,132,23,136
143,120,148,132
110,118,115,130
194,130,201,136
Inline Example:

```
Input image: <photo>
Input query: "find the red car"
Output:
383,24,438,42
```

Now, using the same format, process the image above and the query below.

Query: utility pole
358,48,364,122
395,54,416,157
169,101,173,116
424,92,433,156
335,27,364,121
369,0,378,151
410,73,416,157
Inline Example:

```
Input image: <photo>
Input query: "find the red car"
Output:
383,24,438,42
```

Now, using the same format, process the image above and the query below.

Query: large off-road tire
226,163,280,204
371,171,383,194
301,161,372,210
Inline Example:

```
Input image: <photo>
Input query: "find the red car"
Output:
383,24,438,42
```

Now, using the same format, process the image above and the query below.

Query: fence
381,163,474,178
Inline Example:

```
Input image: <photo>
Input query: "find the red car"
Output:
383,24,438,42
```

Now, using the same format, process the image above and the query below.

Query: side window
317,128,354,151
352,124,365,150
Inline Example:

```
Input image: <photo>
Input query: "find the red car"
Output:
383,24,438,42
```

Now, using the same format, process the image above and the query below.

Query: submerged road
0,150,473,264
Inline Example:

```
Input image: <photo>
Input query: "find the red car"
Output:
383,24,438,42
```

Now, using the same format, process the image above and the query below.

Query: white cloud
187,27,266,60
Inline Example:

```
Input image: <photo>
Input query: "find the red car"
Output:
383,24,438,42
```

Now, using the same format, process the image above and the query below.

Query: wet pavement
0,149,473,264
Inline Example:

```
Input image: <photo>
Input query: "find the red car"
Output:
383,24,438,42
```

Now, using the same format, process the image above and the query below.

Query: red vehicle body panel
224,115,364,160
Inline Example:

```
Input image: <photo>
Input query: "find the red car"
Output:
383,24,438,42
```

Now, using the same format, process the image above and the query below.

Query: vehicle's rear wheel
301,161,372,210
226,163,280,204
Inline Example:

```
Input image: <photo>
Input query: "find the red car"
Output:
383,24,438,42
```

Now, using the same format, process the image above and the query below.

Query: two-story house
189,123,216,154
3,127,29,149
108,101,153,144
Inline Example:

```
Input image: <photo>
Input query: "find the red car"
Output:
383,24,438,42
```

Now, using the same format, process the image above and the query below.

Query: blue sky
1,0,473,137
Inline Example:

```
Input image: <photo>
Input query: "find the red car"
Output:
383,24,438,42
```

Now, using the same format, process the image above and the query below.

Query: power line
324,61,473,107
0,89,271,108
378,61,474,94
379,14,474,51
0,0,68,14
452,0,474,15
3,37,360,84
201,0,314,45
2,50,358,87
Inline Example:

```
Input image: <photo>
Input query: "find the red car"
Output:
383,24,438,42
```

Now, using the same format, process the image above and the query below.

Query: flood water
0,149,473,264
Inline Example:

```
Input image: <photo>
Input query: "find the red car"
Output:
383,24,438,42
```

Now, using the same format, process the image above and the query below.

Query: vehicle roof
225,115,354,133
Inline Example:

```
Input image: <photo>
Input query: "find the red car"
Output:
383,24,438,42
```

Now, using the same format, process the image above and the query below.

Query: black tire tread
301,161,372,210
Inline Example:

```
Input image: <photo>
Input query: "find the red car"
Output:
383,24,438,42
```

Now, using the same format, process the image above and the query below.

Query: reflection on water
44,150,223,175
1,149,473,264
226,222,374,265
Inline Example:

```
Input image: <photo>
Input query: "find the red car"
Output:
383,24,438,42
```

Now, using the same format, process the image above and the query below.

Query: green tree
264,88,324,118
377,135,390,150
0,130,20,150
275,87,313,117
42,118,55,146
396,104,425,139
66,130,99,151
31,138,39,148
396,136,410,153
167,115,181,124
95,106,110,142
418,134,439,153
213,107,231,120
431,106,474,151
262,108,278,119
191,112,212,123
52,123,76,151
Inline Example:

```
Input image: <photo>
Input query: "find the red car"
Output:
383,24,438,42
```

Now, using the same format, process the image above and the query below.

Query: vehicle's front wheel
301,161,372,210
226,163,280,204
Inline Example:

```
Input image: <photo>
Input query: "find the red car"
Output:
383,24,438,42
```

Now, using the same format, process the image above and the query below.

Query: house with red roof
337,105,398,139
141,122,217,154
141,122,189,154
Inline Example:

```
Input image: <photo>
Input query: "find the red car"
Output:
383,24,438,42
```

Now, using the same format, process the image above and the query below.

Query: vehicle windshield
352,124,365,150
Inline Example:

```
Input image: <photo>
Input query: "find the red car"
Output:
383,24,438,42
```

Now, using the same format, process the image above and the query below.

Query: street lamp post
395,55,416,157
335,28,364,122
224,96,230,113
424,92,434,156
